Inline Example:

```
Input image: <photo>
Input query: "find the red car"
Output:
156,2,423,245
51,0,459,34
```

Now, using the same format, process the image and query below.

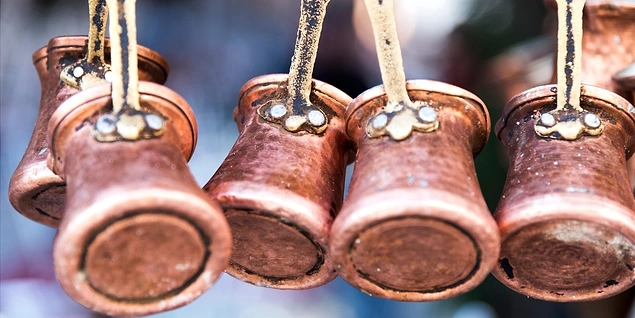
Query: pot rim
32,36,169,80
47,81,197,173
236,73,352,112
496,84,635,139
544,0,635,15
344,80,490,153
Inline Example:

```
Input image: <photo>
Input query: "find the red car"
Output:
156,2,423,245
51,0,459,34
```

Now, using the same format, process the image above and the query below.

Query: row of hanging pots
7,0,635,316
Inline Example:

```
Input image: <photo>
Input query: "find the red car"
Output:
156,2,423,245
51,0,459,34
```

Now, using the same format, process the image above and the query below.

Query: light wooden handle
364,0,411,112
106,0,140,112
287,0,330,109
87,0,108,65
555,0,585,111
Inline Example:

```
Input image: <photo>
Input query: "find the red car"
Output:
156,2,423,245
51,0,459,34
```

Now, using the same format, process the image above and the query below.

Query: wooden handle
287,0,329,110
87,0,108,65
106,0,140,112
364,0,411,112
555,0,585,111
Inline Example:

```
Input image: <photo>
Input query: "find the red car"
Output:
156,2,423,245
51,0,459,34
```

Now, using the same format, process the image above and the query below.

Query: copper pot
203,74,352,289
492,84,635,301
8,36,168,228
47,82,231,316
330,80,499,301
614,65,635,193
544,0,634,101
578,0,635,101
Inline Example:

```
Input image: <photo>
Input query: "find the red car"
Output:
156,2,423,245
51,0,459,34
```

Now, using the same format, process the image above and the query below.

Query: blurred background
1,0,634,317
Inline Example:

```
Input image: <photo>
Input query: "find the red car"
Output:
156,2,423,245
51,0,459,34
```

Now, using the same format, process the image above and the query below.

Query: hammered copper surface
8,36,169,228
330,80,500,301
493,84,635,301
47,82,231,317
203,74,352,289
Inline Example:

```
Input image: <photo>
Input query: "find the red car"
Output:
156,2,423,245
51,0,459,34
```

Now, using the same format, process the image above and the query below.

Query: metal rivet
96,114,117,134
73,66,84,78
372,113,388,129
308,110,326,126
145,114,164,131
540,113,556,127
418,106,437,123
584,113,601,128
270,104,287,119
104,71,113,82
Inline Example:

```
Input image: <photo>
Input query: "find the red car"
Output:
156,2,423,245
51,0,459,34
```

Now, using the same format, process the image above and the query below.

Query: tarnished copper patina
8,36,168,228
330,80,500,301
47,82,231,316
493,84,635,301
204,74,351,289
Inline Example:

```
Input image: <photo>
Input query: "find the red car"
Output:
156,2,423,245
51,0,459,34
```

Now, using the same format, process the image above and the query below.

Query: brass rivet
540,113,556,127
418,106,437,123
145,114,164,131
96,114,117,134
308,110,326,126
584,113,601,128
372,114,388,129
73,66,85,78
270,104,287,119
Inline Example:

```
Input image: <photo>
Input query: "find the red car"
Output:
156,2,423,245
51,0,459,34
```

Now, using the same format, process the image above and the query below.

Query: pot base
227,210,323,281
497,218,635,301
84,213,207,301
349,217,478,293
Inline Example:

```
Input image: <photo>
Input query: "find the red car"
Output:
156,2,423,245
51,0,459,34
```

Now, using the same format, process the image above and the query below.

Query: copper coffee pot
204,0,351,289
614,64,635,105
546,0,635,194
46,0,231,315
329,0,499,301
492,0,635,301
615,64,635,192
8,0,168,228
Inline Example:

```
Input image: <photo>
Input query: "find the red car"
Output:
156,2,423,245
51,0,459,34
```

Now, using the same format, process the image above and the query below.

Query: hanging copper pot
492,84,635,301
544,0,634,101
8,36,168,228
329,80,499,301
203,74,352,289
47,82,231,316
614,65,635,105
578,0,634,101
615,65,635,194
